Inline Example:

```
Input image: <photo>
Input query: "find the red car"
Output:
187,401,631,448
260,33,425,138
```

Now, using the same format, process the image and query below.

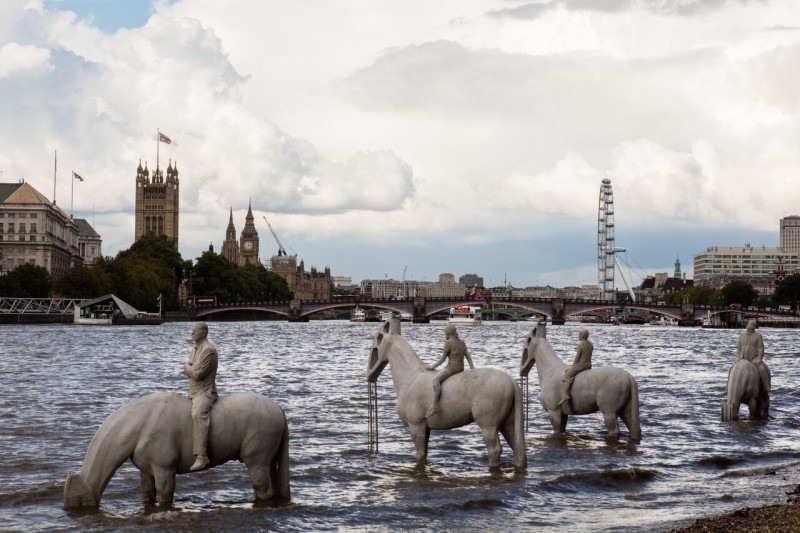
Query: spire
246,199,254,222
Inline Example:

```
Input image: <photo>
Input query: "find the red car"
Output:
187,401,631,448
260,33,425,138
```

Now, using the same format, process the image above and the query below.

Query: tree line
659,277,800,311
0,234,293,312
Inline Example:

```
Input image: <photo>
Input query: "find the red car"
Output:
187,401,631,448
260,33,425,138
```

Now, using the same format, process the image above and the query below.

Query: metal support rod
519,375,529,433
368,381,379,453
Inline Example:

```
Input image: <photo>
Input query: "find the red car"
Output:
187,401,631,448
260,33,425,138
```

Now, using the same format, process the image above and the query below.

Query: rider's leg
558,371,575,406
426,368,454,417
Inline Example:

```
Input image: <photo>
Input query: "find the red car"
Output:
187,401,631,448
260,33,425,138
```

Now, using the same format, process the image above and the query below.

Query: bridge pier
288,300,309,322
413,297,429,323
551,298,565,325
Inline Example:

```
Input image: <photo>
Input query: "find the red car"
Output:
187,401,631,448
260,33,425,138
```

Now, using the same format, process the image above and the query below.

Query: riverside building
693,244,799,292
0,181,100,279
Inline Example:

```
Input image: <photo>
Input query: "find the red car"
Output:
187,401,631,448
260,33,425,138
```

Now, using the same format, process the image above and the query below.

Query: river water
1,320,799,532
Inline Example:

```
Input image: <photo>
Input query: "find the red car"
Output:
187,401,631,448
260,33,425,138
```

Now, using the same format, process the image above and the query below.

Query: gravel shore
672,500,800,532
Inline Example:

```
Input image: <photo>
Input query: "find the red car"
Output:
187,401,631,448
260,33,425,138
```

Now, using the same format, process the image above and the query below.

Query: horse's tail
512,379,528,470
626,373,641,442
271,413,291,501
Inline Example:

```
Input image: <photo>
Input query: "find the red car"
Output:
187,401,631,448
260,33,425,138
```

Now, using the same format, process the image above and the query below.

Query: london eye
597,178,637,302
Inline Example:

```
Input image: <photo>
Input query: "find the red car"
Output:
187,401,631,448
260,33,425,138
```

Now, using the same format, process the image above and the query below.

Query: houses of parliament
134,161,330,300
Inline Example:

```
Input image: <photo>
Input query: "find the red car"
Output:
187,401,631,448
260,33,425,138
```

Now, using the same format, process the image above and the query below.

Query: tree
773,273,800,312
192,251,238,302
721,280,758,308
0,263,53,297
54,263,115,298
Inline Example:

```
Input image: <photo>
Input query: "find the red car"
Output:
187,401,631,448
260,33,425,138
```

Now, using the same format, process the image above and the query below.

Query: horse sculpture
721,359,770,421
367,318,527,470
64,391,290,508
520,322,641,441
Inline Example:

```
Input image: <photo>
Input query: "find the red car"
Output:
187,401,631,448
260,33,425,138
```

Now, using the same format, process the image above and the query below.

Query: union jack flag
158,132,172,144
72,171,84,182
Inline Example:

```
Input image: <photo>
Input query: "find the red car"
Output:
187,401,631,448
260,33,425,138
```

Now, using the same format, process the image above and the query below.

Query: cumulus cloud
0,42,52,78
489,0,747,20
2,0,799,287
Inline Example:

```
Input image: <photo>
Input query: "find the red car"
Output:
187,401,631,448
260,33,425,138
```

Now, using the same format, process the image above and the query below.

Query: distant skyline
3,1,798,287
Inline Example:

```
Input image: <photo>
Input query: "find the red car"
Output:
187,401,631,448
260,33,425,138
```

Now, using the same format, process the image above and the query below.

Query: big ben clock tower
239,201,259,266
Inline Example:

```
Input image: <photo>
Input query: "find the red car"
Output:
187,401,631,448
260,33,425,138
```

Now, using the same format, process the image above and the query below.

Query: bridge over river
1,296,793,327
185,296,785,325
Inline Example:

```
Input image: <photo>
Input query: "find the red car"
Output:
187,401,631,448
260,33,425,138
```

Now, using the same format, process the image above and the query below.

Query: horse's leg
409,423,430,466
602,411,620,438
246,463,275,500
140,471,156,504
547,409,567,434
480,426,502,468
747,397,759,420
152,466,177,505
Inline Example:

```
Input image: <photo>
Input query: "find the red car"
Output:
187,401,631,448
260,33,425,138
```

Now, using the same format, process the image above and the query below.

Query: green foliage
191,252,292,303
658,285,722,306
54,263,115,298
772,273,800,311
105,256,176,312
0,263,53,297
721,280,758,308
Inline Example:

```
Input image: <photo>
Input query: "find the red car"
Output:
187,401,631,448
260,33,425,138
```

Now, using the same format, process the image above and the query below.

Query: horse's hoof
190,456,209,471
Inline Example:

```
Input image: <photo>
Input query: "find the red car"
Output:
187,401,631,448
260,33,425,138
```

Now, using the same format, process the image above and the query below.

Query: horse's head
367,318,401,382
520,321,546,376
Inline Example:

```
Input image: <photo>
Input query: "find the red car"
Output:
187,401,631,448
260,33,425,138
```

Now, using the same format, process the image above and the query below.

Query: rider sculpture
425,324,475,418
736,320,771,396
184,321,218,471
558,329,593,408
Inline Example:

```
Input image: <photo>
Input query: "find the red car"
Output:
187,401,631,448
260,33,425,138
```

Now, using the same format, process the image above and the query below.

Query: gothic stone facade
135,161,179,249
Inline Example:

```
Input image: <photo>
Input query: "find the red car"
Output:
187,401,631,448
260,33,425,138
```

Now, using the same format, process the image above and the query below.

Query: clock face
244,241,253,250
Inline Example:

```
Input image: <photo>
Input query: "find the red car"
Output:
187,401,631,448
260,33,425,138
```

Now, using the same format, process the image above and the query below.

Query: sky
2,1,799,288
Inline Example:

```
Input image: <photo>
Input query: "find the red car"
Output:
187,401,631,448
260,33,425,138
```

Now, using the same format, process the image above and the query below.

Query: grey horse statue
64,391,290,507
367,318,527,470
721,359,770,421
520,322,641,441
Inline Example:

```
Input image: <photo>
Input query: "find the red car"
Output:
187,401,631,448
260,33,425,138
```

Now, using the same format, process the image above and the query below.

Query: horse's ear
389,316,401,335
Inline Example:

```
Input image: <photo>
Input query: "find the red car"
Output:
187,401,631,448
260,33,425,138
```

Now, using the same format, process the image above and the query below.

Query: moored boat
350,307,366,322
448,305,482,325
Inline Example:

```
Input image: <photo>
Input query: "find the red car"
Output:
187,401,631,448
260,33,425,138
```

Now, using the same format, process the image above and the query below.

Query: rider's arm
186,344,217,380
428,344,449,370
465,348,475,370
754,334,765,364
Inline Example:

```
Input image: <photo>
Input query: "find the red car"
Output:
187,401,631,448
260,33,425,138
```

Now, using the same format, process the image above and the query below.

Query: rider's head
444,324,457,338
746,319,757,331
578,328,589,340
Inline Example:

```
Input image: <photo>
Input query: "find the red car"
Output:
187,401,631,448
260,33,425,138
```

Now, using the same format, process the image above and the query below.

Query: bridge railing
0,298,84,315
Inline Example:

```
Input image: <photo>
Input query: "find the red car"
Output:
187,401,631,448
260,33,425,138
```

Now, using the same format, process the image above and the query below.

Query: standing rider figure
425,324,475,418
558,329,593,407
184,322,219,471
736,319,771,396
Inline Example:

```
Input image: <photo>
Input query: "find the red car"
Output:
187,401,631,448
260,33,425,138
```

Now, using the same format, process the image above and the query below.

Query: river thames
1,320,799,531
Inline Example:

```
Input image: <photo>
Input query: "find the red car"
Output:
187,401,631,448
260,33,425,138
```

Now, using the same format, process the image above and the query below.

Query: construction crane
262,216,288,257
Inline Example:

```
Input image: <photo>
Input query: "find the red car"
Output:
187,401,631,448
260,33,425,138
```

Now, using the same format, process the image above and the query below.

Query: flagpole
53,150,57,205
71,171,74,218
157,128,160,170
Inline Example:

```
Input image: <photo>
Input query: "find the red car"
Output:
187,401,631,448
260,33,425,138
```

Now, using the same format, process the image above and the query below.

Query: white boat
350,307,366,322
380,310,394,322
399,312,413,322
448,305,482,325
